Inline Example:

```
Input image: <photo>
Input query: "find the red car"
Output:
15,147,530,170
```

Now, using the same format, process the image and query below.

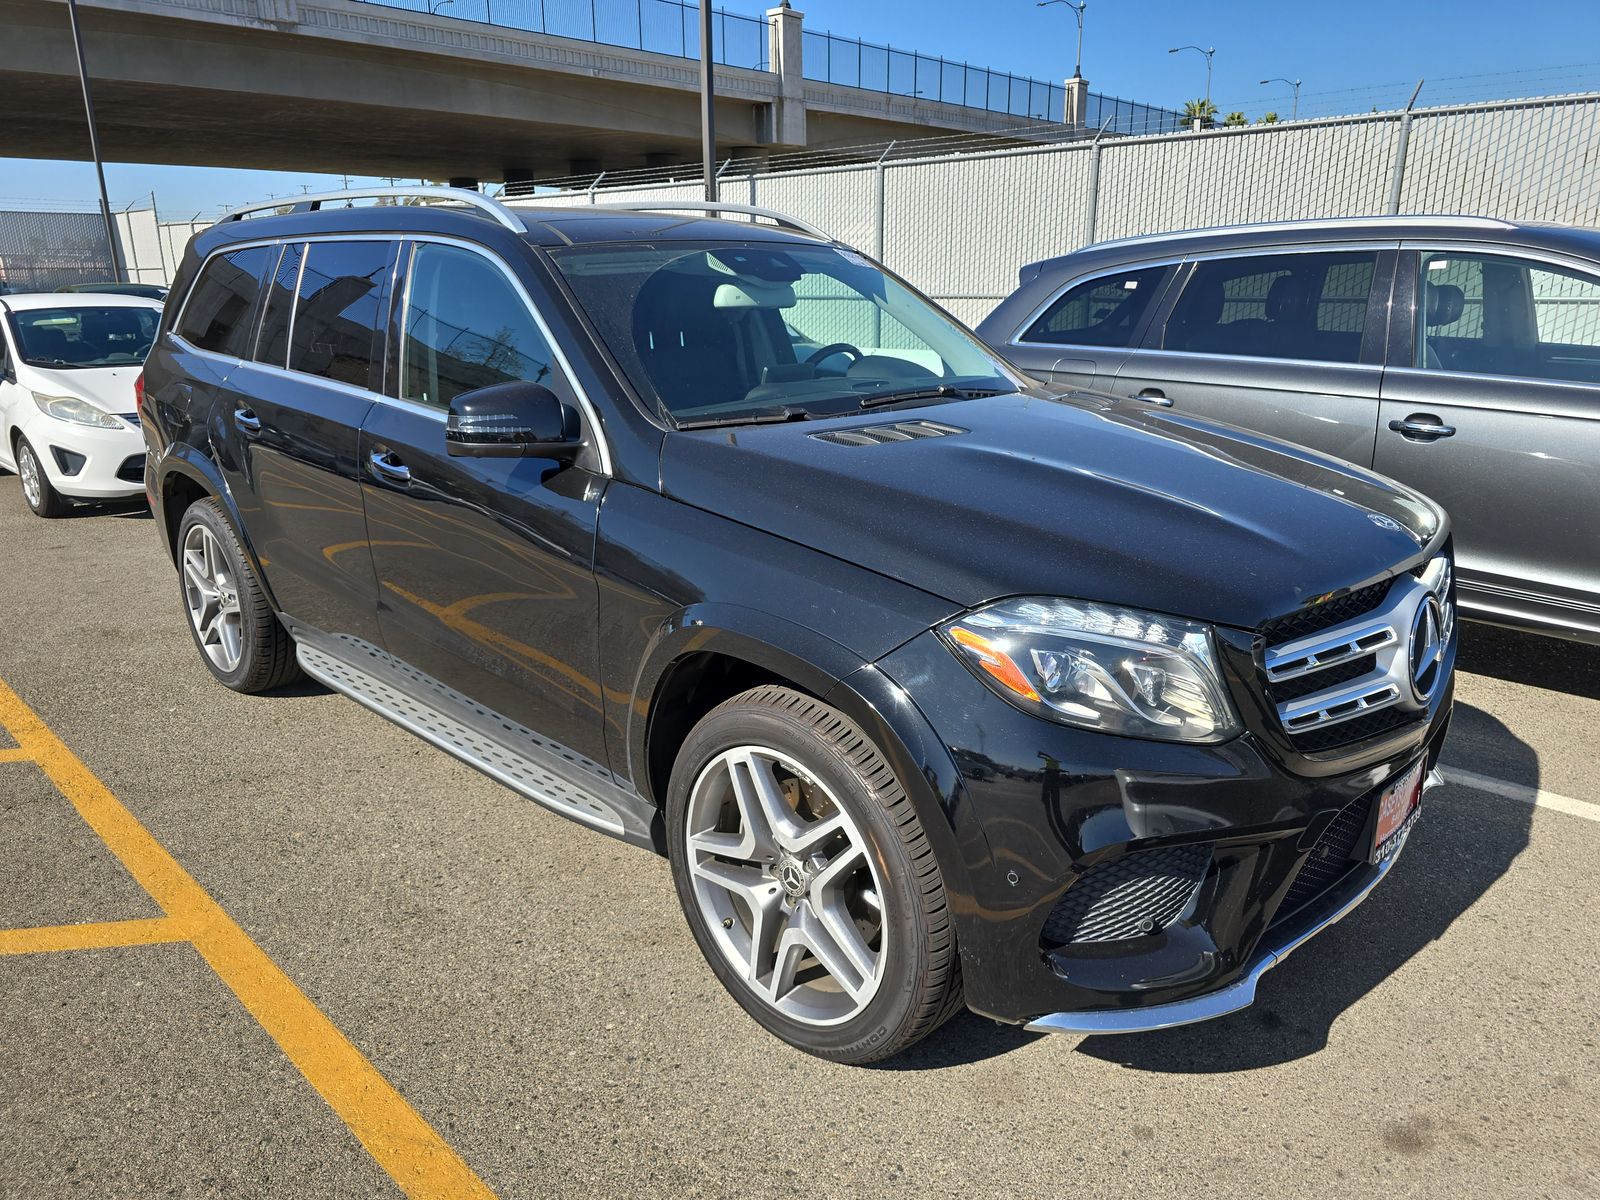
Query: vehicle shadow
1071,700,1533,1074
1456,619,1600,701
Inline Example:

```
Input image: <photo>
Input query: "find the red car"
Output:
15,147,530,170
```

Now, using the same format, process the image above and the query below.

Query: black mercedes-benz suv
138,188,1455,1063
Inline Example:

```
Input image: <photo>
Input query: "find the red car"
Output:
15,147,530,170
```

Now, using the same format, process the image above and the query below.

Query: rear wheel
666,686,962,1064
177,498,302,693
16,437,67,518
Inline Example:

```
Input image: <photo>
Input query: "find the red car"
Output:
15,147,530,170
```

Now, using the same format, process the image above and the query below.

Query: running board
294,633,660,851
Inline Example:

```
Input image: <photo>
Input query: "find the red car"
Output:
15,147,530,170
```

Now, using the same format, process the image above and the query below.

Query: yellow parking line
0,677,497,1200
0,917,188,956
0,746,31,763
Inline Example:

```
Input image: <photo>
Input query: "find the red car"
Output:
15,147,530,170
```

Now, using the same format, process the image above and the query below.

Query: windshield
551,241,1017,424
10,306,159,369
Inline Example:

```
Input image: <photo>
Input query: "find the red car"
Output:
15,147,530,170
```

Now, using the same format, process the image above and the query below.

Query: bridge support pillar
766,5,807,147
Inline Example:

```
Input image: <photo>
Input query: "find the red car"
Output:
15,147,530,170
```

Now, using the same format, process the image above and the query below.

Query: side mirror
445,381,581,459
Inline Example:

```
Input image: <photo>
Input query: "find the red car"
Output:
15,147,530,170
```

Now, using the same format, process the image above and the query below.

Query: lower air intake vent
811,420,967,446
1275,788,1375,922
1041,842,1213,948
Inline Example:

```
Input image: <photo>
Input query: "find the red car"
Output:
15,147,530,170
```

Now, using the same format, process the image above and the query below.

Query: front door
1376,248,1600,637
1114,248,1393,466
359,240,610,768
996,263,1174,390
213,237,396,643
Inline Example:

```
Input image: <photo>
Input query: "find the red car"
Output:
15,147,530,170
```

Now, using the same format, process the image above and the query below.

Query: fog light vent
1041,842,1213,948
50,446,87,476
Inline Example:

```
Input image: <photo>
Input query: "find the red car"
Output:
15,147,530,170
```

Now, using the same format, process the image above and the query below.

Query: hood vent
810,420,967,447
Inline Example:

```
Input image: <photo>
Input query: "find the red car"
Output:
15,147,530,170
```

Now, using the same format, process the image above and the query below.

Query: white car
0,293,160,517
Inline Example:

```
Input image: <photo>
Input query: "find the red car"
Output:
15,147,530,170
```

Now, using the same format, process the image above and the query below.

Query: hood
659,390,1444,632
21,364,141,415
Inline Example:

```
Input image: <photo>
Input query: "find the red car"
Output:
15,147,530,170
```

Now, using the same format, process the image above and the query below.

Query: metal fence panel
882,147,1095,327
752,168,877,254
1400,97,1600,226
1096,117,1403,242
0,210,114,292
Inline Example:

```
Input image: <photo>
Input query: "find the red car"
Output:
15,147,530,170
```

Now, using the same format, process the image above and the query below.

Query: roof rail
218,186,525,234
582,202,832,241
1088,213,1519,251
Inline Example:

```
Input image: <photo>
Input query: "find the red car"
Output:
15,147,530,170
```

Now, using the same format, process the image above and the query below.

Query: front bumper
1025,768,1440,1035
23,413,145,499
872,609,1456,1026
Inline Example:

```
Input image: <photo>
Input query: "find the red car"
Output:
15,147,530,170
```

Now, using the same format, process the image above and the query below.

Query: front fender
153,445,277,612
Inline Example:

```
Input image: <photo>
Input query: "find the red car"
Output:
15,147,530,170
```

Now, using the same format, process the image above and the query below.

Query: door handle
1135,388,1174,407
234,407,261,434
1389,416,1456,441
368,449,412,484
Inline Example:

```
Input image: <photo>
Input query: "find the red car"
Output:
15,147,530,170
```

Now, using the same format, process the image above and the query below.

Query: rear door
213,236,397,643
1376,247,1600,637
1113,247,1395,465
358,239,610,768
994,263,1175,389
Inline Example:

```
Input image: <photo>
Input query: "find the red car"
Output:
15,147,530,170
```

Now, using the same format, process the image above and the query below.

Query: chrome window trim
1107,346,1385,373
171,231,613,475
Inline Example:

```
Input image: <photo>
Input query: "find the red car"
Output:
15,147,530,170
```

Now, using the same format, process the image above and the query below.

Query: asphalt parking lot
1,478,1597,1200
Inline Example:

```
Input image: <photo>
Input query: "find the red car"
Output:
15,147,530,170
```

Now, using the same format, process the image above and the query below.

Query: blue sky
3,0,1594,216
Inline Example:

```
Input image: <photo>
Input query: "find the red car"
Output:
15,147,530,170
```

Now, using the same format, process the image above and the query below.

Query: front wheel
666,686,962,1064
16,437,68,518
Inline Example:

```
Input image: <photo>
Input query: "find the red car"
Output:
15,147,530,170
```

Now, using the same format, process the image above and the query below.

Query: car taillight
133,371,145,415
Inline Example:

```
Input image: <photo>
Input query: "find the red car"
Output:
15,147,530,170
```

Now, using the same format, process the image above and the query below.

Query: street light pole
65,0,122,283
700,0,717,202
1168,44,1216,107
1036,1,1087,80
1260,77,1302,121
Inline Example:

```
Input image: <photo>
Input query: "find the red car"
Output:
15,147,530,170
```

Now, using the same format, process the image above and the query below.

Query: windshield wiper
673,407,811,431
858,384,1014,410
27,357,81,369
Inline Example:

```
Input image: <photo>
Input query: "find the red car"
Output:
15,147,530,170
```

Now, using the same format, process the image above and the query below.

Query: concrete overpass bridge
4,0,1079,183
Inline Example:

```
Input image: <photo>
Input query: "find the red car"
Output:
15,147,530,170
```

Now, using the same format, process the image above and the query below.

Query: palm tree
1223,111,1248,126
1256,111,1280,125
1183,97,1218,129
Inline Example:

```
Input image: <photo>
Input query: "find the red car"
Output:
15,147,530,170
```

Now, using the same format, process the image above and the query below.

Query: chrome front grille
1264,556,1455,749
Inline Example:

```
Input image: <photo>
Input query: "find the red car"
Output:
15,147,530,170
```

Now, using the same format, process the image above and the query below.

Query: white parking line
1441,766,1600,824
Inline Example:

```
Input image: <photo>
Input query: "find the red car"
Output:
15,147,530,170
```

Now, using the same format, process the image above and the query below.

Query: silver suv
978,216,1600,644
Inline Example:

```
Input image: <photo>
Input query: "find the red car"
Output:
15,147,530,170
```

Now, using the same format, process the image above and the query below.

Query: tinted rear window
178,246,275,356
1021,265,1169,347
286,240,393,389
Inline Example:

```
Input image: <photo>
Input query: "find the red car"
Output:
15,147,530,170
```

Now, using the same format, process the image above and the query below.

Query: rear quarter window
178,245,276,357
1020,265,1169,347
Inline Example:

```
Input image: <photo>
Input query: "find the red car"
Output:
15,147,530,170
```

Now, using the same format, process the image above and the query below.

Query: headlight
32,392,121,428
941,598,1241,743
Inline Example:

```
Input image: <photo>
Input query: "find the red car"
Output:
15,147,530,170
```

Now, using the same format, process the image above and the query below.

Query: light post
1260,76,1302,121
699,0,716,201
64,0,121,283
1168,44,1216,107
426,0,452,12
1036,0,1087,80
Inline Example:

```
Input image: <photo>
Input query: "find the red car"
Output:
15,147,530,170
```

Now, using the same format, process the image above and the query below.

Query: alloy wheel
685,745,888,1026
181,523,244,673
18,443,42,509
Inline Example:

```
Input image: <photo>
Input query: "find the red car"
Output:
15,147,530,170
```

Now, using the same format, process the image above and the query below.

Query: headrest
1266,274,1312,323
1425,283,1465,328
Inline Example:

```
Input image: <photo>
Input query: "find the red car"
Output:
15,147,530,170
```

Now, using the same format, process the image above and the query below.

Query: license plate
1371,758,1424,864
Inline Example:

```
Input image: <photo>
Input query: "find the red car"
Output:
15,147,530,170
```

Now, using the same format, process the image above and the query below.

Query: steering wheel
804,342,863,367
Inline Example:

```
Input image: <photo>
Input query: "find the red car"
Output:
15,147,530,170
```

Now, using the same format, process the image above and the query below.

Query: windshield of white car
550,241,1018,424
10,306,159,370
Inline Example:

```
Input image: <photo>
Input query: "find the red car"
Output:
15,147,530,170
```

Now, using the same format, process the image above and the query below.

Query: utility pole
65,0,122,282
700,0,717,201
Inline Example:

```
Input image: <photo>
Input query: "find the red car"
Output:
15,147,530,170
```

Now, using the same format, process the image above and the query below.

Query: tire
16,436,68,518
666,685,962,1064
176,497,302,693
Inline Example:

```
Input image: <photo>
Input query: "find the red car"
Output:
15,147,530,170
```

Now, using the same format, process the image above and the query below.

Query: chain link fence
0,210,115,292
520,91,1600,328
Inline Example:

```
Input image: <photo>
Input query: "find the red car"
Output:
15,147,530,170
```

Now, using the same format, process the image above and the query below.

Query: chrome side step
294,633,659,851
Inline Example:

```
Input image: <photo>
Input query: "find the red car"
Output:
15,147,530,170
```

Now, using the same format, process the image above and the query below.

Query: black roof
1028,215,1600,277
